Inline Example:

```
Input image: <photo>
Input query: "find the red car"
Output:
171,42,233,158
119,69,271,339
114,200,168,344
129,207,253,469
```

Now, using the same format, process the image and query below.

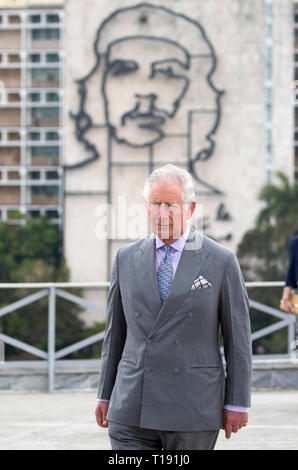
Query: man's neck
157,224,190,245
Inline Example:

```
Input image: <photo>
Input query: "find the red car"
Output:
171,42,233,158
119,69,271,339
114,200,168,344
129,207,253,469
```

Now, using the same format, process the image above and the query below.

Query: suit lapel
148,226,208,336
133,233,162,320
134,225,209,336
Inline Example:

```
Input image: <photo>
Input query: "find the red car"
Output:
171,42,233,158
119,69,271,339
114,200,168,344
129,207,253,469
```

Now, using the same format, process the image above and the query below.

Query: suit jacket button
135,312,141,318
188,312,193,317
145,367,151,372
173,368,180,374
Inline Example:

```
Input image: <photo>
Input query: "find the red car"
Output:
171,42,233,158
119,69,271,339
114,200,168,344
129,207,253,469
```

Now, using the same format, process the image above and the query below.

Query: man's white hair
142,164,196,204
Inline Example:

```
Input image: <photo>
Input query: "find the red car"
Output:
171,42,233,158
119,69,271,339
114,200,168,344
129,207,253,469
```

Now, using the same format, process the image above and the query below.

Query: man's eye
109,61,138,77
150,203,179,211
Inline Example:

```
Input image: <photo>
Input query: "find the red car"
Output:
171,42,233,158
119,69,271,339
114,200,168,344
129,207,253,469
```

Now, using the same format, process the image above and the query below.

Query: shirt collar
155,223,190,252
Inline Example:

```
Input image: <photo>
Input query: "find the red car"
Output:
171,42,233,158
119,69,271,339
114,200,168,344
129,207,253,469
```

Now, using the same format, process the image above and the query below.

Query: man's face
103,38,189,147
147,179,196,243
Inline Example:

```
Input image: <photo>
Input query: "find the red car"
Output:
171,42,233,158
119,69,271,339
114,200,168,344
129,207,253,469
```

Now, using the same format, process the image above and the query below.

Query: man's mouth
121,105,168,129
132,113,165,128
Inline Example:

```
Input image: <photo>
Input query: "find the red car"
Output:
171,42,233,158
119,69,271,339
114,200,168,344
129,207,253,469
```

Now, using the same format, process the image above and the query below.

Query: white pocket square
191,275,212,290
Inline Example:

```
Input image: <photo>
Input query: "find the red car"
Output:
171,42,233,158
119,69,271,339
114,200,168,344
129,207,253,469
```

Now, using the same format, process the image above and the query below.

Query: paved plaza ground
0,389,297,450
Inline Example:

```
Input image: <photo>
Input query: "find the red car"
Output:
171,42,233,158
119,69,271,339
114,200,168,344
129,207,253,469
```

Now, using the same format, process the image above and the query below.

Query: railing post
288,321,295,357
48,286,56,392
289,316,298,358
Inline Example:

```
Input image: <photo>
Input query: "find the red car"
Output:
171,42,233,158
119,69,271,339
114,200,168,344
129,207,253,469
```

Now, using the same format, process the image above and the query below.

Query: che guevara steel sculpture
67,3,231,239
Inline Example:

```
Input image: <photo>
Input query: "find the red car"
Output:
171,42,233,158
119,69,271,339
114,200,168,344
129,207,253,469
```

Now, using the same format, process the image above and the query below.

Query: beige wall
29,116,59,127
0,30,20,49
31,79,59,88
31,156,58,166
0,108,20,126
0,148,20,165
0,69,21,87
31,40,60,50
0,186,20,204
31,195,59,205
0,0,63,7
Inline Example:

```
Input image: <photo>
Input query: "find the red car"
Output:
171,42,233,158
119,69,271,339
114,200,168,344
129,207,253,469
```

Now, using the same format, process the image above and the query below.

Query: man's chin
157,227,173,239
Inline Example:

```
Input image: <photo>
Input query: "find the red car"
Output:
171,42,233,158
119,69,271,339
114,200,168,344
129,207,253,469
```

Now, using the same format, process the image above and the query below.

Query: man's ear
189,200,196,217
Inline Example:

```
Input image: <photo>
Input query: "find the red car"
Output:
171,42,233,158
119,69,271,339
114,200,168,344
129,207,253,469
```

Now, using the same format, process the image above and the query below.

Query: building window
46,210,59,218
31,29,60,41
46,53,59,63
29,171,40,180
29,92,41,102
31,107,59,119
46,14,60,23
46,171,59,180
31,68,59,83
31,185,59,196
46,131,59,141
31,147,59,157
29,132,40,141
8,15,21,24
46,92,59,102
28,210,40,218
30,53,41,63
30,14,41,24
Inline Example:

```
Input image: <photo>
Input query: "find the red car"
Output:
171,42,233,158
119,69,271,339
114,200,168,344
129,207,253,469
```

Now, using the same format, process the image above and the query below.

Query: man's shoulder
116,231,238,264
117,236,151,258
202,232,236,263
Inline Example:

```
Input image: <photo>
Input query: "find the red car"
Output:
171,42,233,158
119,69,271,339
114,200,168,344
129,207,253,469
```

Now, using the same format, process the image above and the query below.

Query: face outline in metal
102,37,190,148
67,2,224,196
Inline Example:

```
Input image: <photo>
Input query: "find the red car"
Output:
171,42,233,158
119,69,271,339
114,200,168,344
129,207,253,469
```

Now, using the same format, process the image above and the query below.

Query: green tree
0,216,100,360
237,171,298,354
256,170,298,245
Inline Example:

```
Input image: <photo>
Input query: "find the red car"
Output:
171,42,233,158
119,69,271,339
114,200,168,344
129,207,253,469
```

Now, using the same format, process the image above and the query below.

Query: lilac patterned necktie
157,244,173,304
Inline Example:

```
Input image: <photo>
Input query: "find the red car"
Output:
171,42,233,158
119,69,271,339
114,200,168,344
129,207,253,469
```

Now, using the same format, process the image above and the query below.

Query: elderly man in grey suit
95,164,252,450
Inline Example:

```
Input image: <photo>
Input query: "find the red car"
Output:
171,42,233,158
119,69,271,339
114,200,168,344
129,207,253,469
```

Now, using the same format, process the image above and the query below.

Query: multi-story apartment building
0,1,64,226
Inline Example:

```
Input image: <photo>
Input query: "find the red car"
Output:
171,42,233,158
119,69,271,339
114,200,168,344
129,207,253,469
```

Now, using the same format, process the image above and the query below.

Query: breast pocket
188,285,215,307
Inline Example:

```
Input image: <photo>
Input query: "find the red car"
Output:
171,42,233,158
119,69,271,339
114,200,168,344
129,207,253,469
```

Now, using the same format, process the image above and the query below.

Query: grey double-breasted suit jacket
97,225,252,431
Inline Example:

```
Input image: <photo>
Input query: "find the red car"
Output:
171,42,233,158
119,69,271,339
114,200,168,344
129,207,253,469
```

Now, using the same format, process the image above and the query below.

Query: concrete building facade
0,0,64,225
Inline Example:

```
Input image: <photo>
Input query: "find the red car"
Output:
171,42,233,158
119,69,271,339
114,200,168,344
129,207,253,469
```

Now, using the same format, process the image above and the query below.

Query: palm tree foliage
237,171,298,354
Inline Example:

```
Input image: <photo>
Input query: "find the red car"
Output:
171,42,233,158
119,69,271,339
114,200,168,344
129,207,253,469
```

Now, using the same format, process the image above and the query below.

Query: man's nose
135,94,156,113
157,204,171,219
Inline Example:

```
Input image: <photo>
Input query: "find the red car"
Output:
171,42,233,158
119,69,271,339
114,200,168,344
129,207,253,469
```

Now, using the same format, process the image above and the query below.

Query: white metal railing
0,281,296,392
